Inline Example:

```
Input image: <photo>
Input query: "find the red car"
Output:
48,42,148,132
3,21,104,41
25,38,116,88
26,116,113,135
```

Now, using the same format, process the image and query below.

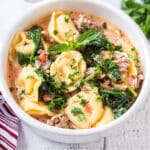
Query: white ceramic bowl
0,0,150,143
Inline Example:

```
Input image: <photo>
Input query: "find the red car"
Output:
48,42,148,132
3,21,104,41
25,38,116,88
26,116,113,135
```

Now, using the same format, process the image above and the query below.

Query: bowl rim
0,0,150,136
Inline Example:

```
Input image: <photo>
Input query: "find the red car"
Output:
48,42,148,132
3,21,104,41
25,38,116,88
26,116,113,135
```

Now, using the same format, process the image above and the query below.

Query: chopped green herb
48,97,67,111
127,53,138,62
102,22,107,29
80,99,87,106
53,30,58,35
26,76,34,79
68,71,80,81
77,94,82,99
78,114,85,122
71,59,77,70
71,107,85,122
88,82,96,88
100,58,121,82
71,58,76,64
74,79,84,88
71,107,83,115
19,90,25,96
64,15,69,23
96,95,102,102
131,47,136,51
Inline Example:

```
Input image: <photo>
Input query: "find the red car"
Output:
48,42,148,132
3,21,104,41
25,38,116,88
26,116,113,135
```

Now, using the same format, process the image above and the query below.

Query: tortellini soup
7,11,143,129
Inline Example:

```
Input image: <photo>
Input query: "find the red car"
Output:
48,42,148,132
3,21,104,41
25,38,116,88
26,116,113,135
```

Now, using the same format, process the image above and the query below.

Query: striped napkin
0,93,19,150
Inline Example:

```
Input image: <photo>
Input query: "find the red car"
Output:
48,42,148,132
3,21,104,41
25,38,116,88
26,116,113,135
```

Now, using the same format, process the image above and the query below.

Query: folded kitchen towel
0,93,19,150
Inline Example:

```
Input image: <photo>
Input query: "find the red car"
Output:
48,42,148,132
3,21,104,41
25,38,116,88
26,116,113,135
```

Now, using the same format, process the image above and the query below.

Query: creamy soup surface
7,11,143,129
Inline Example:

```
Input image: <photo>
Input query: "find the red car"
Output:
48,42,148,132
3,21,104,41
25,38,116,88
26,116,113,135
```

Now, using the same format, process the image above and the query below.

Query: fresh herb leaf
50,43,73,53
142,0,150,4
50,30,101,53
121,0,150,38
74,30,101,49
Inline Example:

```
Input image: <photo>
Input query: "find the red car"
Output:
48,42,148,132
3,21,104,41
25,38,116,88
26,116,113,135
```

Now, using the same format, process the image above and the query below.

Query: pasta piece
50,51,86,92
20,99,55,117
13,31,35,54
17,65,42,101
65,84,104,129
96,106,114,126
41,37,51,51
48,11,79,43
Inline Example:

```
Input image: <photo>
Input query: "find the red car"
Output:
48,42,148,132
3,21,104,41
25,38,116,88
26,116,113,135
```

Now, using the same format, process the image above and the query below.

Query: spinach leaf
17,52,30,66
100,88,133,118
36,69,68,111
84,65,101,82
113,107,128,118
121,0,150,38
28,26,42,62
100,58,121,82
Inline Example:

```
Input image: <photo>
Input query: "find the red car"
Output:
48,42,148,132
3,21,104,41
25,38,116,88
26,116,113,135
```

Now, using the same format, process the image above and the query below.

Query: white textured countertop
1,0,150,149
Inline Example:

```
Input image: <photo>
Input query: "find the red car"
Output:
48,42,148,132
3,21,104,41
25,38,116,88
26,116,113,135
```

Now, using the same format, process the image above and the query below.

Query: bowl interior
0,0,150,136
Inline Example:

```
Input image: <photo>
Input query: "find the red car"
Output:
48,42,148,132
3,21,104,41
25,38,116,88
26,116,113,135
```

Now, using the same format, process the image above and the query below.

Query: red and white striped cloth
0,93,19,150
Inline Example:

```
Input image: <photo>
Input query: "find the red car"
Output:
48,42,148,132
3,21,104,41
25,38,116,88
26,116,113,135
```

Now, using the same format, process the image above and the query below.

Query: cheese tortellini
96,106,114,127
50,51,86,92
65,84,104,129
12,31,35,55
48,11,79,43
17,65,42,102
20,99,55,117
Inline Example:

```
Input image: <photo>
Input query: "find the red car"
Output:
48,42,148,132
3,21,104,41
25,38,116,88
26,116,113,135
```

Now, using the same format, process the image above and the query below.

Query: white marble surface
1,0,150,149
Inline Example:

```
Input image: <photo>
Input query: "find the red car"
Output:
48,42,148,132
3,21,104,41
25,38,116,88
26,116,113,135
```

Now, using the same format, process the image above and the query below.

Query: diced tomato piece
84,103,92,113
39,52,48,63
